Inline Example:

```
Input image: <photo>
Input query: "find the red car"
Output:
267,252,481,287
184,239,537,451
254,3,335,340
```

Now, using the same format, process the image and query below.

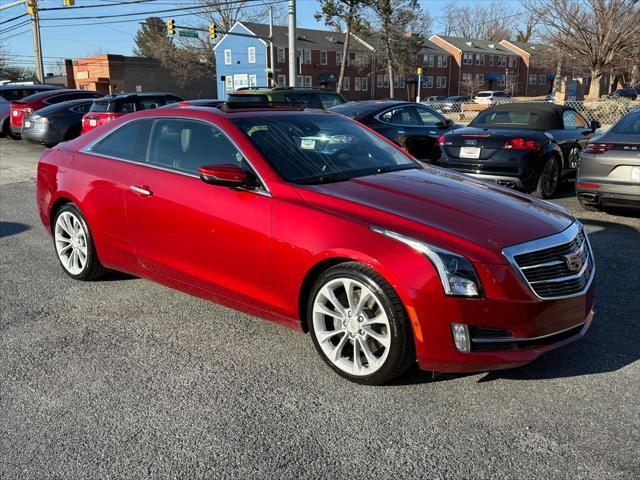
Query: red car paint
36,107,595,373
81,112,123,134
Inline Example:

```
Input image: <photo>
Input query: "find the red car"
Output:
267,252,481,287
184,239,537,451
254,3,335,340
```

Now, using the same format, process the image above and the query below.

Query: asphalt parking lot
1,138,639,479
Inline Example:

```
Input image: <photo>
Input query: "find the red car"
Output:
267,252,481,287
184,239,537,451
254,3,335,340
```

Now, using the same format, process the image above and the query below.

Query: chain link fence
427,97,639,129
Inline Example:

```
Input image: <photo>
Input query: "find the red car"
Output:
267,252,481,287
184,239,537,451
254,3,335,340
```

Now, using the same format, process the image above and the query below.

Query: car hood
294,167,574,263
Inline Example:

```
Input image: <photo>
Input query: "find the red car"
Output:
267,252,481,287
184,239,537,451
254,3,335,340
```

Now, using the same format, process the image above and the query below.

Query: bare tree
440,2,513,41
526,0,640,100
515,12,539,42
188,0,283,32
316,0,371,93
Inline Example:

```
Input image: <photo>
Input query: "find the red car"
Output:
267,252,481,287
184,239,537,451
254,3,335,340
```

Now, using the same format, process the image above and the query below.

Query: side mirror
199,164,249,187
590,120,601,131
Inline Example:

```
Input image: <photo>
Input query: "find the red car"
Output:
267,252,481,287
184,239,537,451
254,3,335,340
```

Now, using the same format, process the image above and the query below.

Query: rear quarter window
89,119,153,162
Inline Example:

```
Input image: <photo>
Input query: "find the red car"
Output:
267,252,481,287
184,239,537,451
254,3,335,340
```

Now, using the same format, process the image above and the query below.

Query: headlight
371,227,482,297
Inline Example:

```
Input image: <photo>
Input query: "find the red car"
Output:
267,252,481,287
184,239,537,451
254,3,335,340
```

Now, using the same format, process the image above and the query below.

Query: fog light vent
451,323,470,353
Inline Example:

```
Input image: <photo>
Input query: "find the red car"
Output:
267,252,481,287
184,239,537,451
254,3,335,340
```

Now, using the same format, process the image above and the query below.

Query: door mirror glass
199,164,248,186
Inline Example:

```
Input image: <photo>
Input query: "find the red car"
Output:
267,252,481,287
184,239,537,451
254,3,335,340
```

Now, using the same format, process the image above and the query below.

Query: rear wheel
53,204,107,281
307,262,415,385
533,156,561,198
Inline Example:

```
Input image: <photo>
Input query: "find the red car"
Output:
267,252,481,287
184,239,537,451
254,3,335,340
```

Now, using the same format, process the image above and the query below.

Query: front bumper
407,272,596,373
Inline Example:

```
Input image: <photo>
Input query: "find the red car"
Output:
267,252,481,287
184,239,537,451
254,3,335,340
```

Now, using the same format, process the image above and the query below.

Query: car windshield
231,114,418,184
471,110,542,128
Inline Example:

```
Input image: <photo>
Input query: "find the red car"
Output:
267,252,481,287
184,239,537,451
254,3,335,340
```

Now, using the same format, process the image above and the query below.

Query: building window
383,75,389,88
355,77,361,91
436,76,441,88
361,77,368,91
398,75,405,88
303,49,311,64
475,54,484,65
277,75,286,87
336,51,342,66
489,55,494,67
249,74,257,87
427,55,435,67
376,75,383,88
497,56,507,67
426,76,433,88
538,75,545,84
320,50,327,65
296,75,303,87
304,75,312,87
248,47,256,64
225,76,233,91
440,76,447,88
393,76,399,88
529,74,536,85
462,73,472,83
476,74,484,84
343,76,350,91
509,56,517,68
442,56,447,67
277,47,285,63
224,49,232,65
463,52,473,65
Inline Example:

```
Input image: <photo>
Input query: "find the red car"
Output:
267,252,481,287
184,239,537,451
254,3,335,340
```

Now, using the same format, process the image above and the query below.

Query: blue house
214,22,268,100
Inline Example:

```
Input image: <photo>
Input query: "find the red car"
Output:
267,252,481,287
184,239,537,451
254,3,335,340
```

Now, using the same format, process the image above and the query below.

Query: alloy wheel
54,211,88,275
542,158,560,197
312,277,391,376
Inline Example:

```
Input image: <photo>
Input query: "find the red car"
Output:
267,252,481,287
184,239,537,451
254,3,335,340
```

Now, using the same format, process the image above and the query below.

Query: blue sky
1,0,520,74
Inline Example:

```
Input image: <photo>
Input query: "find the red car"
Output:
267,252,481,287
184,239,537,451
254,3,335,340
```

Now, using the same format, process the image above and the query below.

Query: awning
486,72,502,81
318,72,339,83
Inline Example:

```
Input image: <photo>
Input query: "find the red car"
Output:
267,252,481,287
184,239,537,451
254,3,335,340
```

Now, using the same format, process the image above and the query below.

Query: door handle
130,185,153,197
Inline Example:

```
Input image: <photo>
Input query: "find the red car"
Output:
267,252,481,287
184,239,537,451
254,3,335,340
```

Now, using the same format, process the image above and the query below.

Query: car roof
146,105,338,120
32,98,96,115
0,84,59,91
473,102,571,130
329,100,414,118
95,92,180,102
231,86,340,94
17,89,88,103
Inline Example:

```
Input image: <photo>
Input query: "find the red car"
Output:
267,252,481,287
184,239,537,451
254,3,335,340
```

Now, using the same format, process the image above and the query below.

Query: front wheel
533,156,561,198
53,204,107,280
307,262,415,385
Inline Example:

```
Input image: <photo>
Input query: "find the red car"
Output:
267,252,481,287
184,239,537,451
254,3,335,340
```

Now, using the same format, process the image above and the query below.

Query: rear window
476,92,491,97
0,87,55,101
89,102,110,113
613,112,640,134
227,94,269,104
329,104,372,119
471,110,542,127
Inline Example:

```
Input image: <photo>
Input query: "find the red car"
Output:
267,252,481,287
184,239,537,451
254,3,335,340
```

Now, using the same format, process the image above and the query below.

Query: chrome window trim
80,115,271,197
374,105,422,127
502,221,595,301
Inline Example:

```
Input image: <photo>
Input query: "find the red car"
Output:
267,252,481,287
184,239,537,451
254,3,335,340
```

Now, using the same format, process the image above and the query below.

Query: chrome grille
503,223,595,300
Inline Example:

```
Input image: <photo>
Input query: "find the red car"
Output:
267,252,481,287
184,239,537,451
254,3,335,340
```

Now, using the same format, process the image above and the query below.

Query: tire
53,204,107,281
533,156,561,199
307,262,415,385
7,131,21,140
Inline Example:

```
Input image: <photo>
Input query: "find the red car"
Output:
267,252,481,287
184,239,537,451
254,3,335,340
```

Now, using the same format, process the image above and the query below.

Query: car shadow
391,218,640,386
0,221,31,238
101,271,137,282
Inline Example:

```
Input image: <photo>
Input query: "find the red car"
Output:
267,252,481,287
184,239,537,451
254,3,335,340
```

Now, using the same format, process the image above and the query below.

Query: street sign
178,30,199,38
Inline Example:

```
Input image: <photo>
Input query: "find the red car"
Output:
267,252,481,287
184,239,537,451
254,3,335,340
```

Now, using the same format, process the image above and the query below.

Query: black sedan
436,103,600,198
330,100,456,161
21,98,96,147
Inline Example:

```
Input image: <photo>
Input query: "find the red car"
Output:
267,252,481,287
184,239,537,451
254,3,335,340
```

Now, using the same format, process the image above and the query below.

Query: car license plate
89,119,97,126
24,121,31,128
631,167,640,183
460,146,481,159
12,110,18,116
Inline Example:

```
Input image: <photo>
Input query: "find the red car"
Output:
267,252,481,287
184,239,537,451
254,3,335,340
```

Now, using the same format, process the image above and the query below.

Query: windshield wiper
374,165,418,174
300,173,351,185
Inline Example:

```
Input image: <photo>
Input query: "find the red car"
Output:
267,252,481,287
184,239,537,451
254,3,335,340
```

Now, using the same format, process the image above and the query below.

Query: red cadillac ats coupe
36,106,595,384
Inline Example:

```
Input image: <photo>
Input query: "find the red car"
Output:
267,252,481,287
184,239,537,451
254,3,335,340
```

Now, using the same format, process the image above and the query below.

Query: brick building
214,21,384,101
430,35,553,97
64,54,216,99
499,40,555,96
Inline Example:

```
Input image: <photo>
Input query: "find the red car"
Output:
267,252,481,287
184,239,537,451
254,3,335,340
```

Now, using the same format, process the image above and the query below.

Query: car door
124,116,273,308
414,105,452,161
557,109,594,169
375,106,423,147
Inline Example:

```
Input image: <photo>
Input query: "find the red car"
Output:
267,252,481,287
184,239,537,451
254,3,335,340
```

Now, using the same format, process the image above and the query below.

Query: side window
137,97,165,110
320,93,344,109
119,101,136,113
147,118,244,175
71,103,92,113
563,110,588,129
574,112,589,128
90,119,153,162
380,107,420,126
415,107,442,125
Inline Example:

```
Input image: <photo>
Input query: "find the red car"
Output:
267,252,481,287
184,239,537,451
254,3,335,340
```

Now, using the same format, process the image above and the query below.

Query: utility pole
288,0,296,87
269,6,275,87
28,0,45,83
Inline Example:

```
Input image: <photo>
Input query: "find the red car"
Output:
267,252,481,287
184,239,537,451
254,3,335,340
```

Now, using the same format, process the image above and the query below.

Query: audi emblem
464,139,478,145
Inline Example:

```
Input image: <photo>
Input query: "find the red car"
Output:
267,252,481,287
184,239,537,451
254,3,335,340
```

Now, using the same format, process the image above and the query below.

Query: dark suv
226,87,346,109
81,92,183,133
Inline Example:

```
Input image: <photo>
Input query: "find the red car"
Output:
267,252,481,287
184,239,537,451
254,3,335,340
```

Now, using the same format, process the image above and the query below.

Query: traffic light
209,23,216,40
63,0,75,6
167,19,175,37
27,0,37,15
